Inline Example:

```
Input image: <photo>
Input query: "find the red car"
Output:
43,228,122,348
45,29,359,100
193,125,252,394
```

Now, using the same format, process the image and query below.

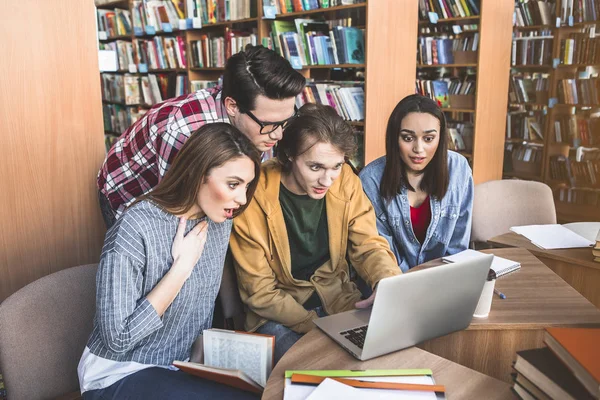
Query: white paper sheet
284,375,438,400
510,224,594,249
562,222,600,243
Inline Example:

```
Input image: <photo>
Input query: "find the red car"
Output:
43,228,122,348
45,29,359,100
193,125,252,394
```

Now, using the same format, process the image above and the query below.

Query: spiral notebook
442,250,520,278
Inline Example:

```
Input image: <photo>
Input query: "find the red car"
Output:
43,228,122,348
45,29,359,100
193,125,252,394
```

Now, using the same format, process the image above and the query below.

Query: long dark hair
142,123,261,218
380,94,449,201
277,103,357,171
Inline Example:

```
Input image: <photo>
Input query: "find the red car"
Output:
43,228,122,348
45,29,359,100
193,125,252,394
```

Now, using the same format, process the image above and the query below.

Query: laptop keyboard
340,325,368,349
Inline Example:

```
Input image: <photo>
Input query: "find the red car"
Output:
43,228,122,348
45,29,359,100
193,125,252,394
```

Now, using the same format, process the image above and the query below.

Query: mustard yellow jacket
230,160,401,334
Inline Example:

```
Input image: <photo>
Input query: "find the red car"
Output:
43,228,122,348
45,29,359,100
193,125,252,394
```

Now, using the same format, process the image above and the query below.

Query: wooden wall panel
364,0,419,164
0,0,106,302
472,0,514,184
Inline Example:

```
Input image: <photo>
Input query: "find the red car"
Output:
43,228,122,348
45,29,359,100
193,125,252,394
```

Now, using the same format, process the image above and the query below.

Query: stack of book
264,0,365,15
296,81,365,121
512,328,600,400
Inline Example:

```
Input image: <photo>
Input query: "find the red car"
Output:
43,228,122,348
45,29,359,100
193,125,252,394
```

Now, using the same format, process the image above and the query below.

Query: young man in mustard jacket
230,104,401,363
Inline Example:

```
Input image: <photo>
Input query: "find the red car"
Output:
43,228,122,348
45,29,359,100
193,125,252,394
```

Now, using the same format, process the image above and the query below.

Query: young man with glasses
97,45,305,228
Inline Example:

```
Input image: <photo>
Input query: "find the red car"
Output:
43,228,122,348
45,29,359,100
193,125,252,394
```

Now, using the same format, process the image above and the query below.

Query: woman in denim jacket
359,94,473,272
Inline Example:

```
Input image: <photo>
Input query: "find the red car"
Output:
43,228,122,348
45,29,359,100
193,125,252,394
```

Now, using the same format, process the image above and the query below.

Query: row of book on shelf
560,29,600,65
506,112,545,141
101,73,189,105
557,77,600,105
553,113,600,147
549,148,600,188
268,19,365,67
514,0,554,27
558,0,600,24
557,186,600,207
512,30,553,66
296,81,365,121
508,73,550,104
512,328,599,400
417,34,479,65
417,0,480,21
263,0,365,15
100,36,188,71
190,29,258,68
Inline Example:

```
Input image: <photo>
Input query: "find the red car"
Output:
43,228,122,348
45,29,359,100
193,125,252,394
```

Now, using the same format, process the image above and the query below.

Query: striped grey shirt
86,200,230,365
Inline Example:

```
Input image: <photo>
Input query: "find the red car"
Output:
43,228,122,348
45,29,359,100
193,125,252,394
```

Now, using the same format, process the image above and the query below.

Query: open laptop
314,254,494,360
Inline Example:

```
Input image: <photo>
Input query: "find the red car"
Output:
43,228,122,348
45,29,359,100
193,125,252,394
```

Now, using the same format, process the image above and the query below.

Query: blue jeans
82,367,260,400
256,307,327,365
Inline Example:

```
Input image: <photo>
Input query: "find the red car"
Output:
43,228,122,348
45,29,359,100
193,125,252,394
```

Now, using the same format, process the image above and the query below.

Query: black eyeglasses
241,106,299,135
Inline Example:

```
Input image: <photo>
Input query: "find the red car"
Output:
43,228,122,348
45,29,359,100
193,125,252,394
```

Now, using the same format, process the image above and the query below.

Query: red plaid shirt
98,87,229,216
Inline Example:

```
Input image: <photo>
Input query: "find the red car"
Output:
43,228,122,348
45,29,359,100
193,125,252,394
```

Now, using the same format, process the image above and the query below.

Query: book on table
173,328,275,394
513,347,595,400
544,328,600,399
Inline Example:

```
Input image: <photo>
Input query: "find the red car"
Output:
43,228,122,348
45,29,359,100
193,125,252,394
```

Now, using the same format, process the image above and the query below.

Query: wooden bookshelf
416,1,513,183
506,0,600,222
96,1,513,180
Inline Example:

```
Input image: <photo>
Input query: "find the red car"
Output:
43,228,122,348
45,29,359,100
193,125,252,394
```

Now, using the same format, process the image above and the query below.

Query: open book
173,328,275,394
442,249,520,278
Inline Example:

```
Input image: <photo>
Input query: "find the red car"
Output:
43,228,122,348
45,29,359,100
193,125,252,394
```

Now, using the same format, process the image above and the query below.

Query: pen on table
494,288,506,300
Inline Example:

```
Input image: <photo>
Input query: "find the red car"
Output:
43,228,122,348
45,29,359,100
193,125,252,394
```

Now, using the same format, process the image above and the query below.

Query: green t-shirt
279,183,330,310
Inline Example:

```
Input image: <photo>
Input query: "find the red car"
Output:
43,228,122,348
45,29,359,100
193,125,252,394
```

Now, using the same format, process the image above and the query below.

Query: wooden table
262,329,515,400
488,232,600,308
412,248,600,383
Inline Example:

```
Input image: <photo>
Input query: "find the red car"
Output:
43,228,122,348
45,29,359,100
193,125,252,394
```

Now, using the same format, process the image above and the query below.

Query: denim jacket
359,151,474,272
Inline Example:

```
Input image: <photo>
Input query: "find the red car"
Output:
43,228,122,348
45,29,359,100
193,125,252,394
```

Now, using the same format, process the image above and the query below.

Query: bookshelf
94,0,417,168
416,0,514,184
506,0,600,222
95,0,513,178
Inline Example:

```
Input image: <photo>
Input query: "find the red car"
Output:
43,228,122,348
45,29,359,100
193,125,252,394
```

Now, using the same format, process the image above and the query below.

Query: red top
410,196,432,244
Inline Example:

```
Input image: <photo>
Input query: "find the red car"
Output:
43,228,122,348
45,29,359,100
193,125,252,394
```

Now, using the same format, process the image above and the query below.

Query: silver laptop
314,254,494,360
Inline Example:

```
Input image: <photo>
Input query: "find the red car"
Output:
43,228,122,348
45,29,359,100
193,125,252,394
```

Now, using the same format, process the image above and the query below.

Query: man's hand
355,287,377,309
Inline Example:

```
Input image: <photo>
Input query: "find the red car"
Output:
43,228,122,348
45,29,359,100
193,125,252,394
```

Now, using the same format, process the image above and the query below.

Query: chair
0,264,97,400
471,180,556,247
216,250,246,330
